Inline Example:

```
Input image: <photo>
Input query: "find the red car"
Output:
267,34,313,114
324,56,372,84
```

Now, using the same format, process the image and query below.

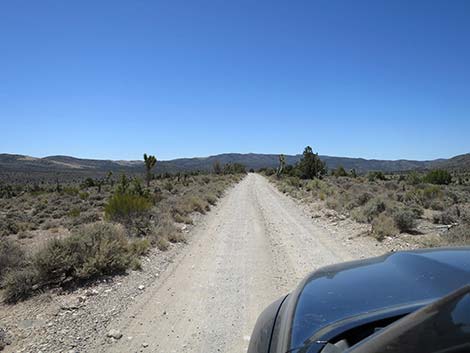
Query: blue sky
1,0,469,161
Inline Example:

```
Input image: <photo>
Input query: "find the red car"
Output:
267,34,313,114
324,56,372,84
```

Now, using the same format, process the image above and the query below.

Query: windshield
347,286,470,353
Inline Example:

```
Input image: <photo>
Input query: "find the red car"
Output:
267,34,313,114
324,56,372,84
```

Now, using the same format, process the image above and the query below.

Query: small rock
142,342,149,348
86,289,99,296
107,329,122,340
138,285,145,291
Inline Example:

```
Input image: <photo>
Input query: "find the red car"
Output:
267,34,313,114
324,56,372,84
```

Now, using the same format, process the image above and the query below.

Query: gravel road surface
103,173,382,353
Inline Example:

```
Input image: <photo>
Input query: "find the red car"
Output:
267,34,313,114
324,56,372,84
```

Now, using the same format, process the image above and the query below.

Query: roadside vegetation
263,147,470,246
0,154,245,303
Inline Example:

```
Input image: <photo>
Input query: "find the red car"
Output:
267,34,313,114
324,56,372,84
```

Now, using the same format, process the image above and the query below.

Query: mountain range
0,152,469,182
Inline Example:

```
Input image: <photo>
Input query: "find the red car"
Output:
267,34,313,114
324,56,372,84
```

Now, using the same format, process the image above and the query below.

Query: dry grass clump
150,213,187,249
187,196,209,214
173,213,193,225
205,194,218,206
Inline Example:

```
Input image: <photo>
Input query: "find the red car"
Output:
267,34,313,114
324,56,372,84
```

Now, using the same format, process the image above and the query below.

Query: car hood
289,247,470,351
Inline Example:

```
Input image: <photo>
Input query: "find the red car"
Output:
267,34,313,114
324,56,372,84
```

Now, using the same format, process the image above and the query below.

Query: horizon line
1,151,468,163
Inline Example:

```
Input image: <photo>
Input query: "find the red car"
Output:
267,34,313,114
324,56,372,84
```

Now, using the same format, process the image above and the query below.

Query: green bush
129,238,151,256
407,172,422,185
105,193,152,223
297,146,326,179
68,207,81,218
286,176,302,188
424,169,452,185
368,171,387,182
332,166,348,177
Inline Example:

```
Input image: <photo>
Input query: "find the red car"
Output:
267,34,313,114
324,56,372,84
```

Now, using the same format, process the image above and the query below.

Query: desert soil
2,174,393,353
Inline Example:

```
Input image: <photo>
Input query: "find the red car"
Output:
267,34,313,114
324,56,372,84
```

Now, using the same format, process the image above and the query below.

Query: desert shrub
156,236,170,251
0,239,27,280
286,176,302,188
34,223,133,285
332,166,348,177
105,193,152,223
443,225,470,245
433,208,457,225
410,206,424,218
186,196,208,214
406,172,423,185
405,185,442,209
82,177,96,188
62,186,79,196
368,171,387,182
429,200,445,211
424,169,452,185
361,197,387,222
371,214,397,241
393,209,417,233
71,211,100,226
173,212,193,224
151,216,183,248
79,192,89,200
41,219,59,230
0,218,20,237
17,231,33,239
163,181,174,192
168,231,185,243
2,267,38,303
422,185,442,200
129,238,151,256
263,168,275,176
223,162,246,174
326,194,342,211
68,207,81,218
355,192,372,206
205,194,217,206
305,179,323,191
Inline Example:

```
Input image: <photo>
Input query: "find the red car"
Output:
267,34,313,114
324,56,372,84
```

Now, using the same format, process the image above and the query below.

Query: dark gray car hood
289,247,470,350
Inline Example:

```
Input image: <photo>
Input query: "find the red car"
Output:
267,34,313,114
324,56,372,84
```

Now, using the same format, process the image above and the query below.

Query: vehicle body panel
248,247,470,353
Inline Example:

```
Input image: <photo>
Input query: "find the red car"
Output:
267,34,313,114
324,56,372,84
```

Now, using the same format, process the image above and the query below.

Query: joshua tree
143,153,157,187
277,154,285,178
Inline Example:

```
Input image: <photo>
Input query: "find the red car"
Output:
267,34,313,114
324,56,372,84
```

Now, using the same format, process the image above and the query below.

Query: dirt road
102,174,381,353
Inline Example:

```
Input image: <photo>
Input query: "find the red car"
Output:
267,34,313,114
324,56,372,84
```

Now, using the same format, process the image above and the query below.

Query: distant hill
0,152,469,182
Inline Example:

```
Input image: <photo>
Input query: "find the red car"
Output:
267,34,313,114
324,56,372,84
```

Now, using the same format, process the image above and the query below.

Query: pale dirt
96,174,387,353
